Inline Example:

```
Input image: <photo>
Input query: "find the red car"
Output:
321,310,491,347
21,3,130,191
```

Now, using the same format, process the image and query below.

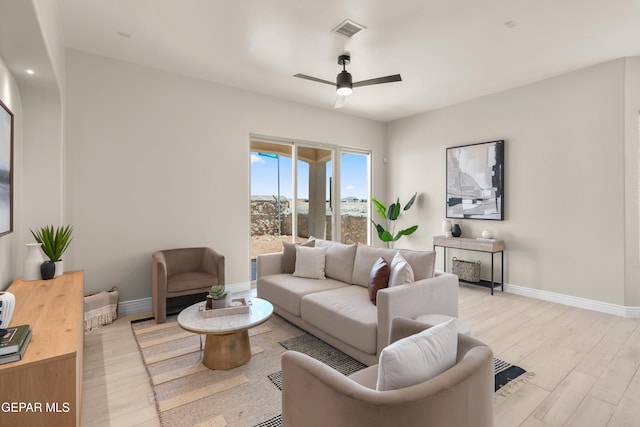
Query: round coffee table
177,297,273,370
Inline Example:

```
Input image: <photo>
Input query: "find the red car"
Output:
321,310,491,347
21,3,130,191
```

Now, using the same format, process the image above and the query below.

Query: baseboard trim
119,297,152,316
118,282,253,316
119,282,639,318
504,283,640,318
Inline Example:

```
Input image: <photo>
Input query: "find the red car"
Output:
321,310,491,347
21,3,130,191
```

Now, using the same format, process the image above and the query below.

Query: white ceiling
56,0,640,122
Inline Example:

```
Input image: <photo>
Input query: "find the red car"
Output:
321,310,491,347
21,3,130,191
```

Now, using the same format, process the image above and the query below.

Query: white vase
54,260,64,277
441,219,452,235
0,291,15,329
23,243,45,281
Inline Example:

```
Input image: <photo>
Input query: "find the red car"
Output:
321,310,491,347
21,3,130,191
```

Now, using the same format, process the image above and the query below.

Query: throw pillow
282,240,315,274
367,257,390,305
376,318,458,391
293,246,328,280
389,252,415,287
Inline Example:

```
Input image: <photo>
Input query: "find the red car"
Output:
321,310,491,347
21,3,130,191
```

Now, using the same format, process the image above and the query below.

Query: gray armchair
282,317,494,427
152,247,225,323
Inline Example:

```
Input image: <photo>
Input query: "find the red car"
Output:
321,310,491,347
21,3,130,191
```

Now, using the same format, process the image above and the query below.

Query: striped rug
131,314,304,427
132,315,533,426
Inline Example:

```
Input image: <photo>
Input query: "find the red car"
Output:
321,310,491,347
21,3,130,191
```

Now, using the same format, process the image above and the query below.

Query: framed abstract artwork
446,140,504,220
0,99,13,236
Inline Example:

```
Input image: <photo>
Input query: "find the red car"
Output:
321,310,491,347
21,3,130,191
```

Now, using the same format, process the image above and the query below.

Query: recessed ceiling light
26,69,35,75
117,31,132,39
504,20,517,29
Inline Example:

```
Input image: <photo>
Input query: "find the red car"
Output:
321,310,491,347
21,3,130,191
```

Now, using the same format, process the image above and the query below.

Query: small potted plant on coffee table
206,285,227,309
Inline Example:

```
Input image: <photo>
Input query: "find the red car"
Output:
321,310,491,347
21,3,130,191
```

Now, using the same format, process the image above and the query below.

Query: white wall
623,57,640,305
0,0,65,290
387,58,638,306
64,49,386,302
0,55,23,289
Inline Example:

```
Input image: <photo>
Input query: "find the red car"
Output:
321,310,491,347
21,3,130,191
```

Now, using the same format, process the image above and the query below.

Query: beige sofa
256,239,459,366
282,317,494,427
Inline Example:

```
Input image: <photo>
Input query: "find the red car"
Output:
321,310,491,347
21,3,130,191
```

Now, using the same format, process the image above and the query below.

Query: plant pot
206,295,227,309
212,299,226,309
54,260,64,277
40,261,56,280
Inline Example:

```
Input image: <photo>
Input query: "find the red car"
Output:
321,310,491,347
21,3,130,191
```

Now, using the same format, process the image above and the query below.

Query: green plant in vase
30,225,73,278
371,192,419,248
207,285,227,309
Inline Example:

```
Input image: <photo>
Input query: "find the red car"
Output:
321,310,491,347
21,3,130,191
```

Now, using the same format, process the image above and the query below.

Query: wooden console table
0,271,84,427
433,236,504,295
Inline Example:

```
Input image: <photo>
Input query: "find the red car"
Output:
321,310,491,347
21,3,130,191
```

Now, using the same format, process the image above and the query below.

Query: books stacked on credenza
0,324,32,365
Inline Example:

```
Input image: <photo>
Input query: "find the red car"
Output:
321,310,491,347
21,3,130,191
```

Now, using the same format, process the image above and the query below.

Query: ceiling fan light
336,70,353,96
337,85,353,96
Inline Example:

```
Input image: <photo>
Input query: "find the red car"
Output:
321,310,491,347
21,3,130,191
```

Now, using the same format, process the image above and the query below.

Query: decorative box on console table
433,236,504,295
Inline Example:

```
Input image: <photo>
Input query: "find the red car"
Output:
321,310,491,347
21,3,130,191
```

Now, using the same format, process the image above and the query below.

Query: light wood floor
81,285,640,427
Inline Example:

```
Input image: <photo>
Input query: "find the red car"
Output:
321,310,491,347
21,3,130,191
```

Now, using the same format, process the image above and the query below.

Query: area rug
266,333,367,391
131,314,304,427
132,315,533,426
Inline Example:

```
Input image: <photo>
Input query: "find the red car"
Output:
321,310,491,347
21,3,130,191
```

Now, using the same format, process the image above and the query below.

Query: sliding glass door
250,138,370,269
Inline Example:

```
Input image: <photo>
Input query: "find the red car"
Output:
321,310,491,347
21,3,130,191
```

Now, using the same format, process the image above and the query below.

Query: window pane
340,152,369,244
250,145,293,260
296,146,332,241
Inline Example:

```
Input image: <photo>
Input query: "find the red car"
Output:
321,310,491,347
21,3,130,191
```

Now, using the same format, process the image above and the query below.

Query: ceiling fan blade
334,95,347,109
353,74,402,88
294,73,336,86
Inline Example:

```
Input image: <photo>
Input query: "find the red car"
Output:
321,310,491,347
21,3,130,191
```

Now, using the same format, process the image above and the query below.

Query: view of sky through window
251,152,367,200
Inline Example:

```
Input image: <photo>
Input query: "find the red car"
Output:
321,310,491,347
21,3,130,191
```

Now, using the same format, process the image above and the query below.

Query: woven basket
452,257,481,282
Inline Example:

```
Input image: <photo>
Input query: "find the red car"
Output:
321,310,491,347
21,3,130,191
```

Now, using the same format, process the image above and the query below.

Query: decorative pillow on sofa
308,237,357,283
397,249,436,280
293,246,328,280
389,252,415,287
368,257,390,305
376,318,457,391
282,240,315,274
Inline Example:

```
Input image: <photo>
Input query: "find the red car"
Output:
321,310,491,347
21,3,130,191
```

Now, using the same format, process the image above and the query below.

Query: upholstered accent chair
152,247,225,323
282,317,494,427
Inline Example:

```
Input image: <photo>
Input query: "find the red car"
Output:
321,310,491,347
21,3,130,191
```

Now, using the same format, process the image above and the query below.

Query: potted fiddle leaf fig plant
30,225,73,279
371,192,419,248
206,285,227,309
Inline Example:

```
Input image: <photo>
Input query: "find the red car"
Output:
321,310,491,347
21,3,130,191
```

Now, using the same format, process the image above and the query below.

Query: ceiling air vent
332,19,366,38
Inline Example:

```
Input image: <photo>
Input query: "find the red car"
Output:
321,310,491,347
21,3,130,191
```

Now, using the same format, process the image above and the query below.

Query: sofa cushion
389,252,415,287
301,286,378,355
352,245,398,287
258,274,348,317
368,257,390,305
282,240,315,274
293,246,327,279
310,238,357,284
167,272,217,293
376,318,458,391
397,249,436,281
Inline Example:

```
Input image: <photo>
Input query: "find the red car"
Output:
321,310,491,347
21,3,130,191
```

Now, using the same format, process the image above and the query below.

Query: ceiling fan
294,54,402,108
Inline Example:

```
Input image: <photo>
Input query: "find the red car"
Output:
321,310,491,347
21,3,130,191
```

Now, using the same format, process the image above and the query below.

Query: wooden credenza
0,271,84,427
